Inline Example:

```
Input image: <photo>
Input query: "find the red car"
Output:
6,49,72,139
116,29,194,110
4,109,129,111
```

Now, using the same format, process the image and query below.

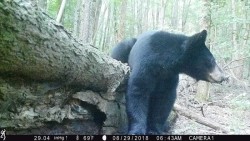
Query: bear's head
181,30,228,83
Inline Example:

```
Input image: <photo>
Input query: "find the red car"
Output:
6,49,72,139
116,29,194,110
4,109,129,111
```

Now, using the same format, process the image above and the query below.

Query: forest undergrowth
171,75,250,134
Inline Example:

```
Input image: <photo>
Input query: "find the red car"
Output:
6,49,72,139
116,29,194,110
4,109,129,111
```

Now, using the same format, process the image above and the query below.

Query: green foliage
62,0,77,31
111,0,122,6
210,0,250,61
44,0,250,79
47,0,61,18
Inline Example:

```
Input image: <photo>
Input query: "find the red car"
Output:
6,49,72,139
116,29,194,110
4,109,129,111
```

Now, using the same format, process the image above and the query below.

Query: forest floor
170,76,250,134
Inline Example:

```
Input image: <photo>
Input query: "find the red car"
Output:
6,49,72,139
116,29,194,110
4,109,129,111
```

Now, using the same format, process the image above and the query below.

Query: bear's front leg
126,71,156,135
147,76,178,135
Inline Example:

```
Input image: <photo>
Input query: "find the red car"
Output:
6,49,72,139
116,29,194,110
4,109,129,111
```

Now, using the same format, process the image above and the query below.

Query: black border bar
1,135,250,141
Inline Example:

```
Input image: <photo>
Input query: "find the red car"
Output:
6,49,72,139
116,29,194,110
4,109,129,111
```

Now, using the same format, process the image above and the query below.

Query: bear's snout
208,64,228,83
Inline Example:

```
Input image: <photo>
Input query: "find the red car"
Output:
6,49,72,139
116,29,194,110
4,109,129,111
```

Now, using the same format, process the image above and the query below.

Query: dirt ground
170,75,250,134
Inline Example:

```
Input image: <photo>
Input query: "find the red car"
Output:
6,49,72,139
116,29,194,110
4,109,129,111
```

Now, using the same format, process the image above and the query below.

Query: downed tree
0,1,128,93
0,0,230,135
173,104,230,133
0,0,129,134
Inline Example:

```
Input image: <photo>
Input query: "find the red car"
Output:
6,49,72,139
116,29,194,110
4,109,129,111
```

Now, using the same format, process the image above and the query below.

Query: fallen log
0,0,128,134
173,104,230,133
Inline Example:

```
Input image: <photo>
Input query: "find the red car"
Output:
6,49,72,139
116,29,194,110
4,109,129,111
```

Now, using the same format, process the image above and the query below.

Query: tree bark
0,0,129,134
37,0,47,11
78,0,101,44
171,0,179,29
231,0,244,79
117,0,127,41
73,0,81,37
56,0,67,23
195,0,211,102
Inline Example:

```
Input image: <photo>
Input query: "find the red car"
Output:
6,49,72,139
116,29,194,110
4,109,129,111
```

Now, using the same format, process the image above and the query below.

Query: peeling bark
0,0,129,93
0,0,129,134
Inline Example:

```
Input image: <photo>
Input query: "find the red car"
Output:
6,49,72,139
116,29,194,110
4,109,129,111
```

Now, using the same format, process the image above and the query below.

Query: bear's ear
185,30,207,50
191,30,207,43
199,30,207,42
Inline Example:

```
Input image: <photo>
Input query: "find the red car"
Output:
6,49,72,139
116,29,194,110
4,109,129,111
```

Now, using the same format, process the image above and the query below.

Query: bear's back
128,31,187,69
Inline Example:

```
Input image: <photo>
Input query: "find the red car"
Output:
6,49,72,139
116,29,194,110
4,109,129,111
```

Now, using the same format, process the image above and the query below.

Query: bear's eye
210,58,215,64
206,58,215,68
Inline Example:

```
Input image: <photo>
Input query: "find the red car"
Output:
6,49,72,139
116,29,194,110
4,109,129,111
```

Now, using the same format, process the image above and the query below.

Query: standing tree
117,0,128,42
230,0,244,80
195,0,211,102
78,0,102,44
73,0,81,37
171,0,179,29
56,0,67,23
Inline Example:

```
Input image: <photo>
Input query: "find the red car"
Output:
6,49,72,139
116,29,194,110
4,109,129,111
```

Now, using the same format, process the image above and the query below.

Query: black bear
111,30,227,135
111,38,137,63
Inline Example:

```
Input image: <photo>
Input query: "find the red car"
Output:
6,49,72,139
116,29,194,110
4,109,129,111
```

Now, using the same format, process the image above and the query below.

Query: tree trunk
231,0,244,80
91,0,102,43
181,0,191,32
78,0,101,44
171,0,179,29
195,0,211,102
37,0,47,11
73,0,81,37
56,0,67,23
30,0,47,10
0,0,129,134
117,0,127,41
